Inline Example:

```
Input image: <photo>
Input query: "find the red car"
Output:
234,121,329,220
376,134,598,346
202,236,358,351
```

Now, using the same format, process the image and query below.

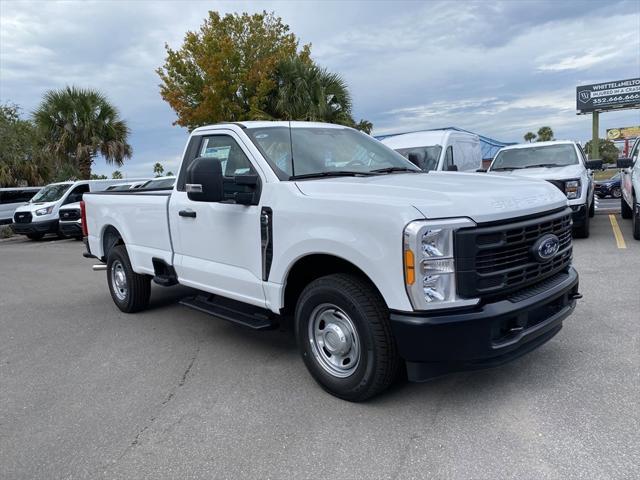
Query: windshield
395,146,442,171
245,126,419,179
491,144,579,170
30,184,71,203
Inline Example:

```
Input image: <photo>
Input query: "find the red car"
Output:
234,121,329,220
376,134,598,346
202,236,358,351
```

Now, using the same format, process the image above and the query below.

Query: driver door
169,132,266,307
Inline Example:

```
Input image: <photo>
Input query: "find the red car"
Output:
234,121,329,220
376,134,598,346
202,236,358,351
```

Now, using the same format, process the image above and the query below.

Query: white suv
618,138,640,239
488,141,601,238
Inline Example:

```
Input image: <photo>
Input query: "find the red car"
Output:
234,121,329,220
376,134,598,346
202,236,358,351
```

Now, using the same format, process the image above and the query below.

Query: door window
199,136,255,177
64,184,90,204
444,146,454,169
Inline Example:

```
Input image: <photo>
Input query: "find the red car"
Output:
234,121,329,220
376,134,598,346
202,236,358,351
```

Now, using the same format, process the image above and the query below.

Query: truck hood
295,172,568,223
488,164,583,181
15,201,57,213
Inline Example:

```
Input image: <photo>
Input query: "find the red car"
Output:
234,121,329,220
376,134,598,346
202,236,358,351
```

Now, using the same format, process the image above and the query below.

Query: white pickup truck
618,138,640,239
83,121,581,401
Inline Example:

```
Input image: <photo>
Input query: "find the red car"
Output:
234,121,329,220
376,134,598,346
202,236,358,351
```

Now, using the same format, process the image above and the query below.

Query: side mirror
617,158,634,169
407,152,421,167
186,157,224,202
476,168,487,173
446,165,458,172
585,159,603,170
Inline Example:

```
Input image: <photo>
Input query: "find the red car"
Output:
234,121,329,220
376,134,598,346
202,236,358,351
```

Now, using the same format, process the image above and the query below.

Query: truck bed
84,190,173,275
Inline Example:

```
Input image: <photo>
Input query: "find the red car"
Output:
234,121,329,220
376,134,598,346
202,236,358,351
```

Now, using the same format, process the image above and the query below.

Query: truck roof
380,130,478,149
500,140,576,151
192,121,347,134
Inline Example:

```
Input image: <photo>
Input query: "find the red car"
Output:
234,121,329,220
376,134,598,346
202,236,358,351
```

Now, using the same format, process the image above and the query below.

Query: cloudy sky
1,0,639,177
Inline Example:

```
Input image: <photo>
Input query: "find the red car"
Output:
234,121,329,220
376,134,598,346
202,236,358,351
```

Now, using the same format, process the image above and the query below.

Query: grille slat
455,208,573,300
59,209,81,221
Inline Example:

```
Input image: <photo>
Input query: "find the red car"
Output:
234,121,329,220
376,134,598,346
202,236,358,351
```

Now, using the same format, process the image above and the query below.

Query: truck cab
618,138,640,239
83,121,580,401
380,130,483,172
487,141,601,238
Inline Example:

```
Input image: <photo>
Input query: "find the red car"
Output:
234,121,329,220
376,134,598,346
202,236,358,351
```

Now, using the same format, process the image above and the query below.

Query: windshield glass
396,146,442,171
491,144,578,170
245,126,419,179
30,184,71,203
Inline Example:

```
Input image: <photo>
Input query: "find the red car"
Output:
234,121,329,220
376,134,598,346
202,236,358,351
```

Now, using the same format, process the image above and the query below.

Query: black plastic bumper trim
11,219,59,234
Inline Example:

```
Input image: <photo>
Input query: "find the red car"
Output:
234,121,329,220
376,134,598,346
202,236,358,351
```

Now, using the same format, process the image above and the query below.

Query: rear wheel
295,273,400,402
612,187,622,199
107,245,151,313
26,233,44,240
621,196,633,219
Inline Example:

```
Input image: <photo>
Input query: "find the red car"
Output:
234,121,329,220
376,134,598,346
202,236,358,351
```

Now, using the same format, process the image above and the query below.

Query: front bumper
59,222,82,237
11,219,59,235
570,203,587,227
390,267,579,381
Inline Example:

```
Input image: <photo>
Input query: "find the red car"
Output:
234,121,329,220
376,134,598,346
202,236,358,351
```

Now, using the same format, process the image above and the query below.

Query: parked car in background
487,141,601,238
83,121,580,401
105,181,148,191
11,179,146,240
381,130,483,172
0,187,41,225
135,176,176,190
594,172,622,198
618,138,640,239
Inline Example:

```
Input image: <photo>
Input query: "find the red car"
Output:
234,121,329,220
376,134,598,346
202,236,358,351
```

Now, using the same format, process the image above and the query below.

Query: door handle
179,209,197,218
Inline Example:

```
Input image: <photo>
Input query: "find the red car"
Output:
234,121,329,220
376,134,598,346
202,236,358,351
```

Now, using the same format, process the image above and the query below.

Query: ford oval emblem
531,234,560,263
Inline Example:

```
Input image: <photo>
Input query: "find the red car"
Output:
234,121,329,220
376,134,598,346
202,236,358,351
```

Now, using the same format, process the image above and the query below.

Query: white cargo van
0,187,42,225
11,179,146,240
381,130,483,172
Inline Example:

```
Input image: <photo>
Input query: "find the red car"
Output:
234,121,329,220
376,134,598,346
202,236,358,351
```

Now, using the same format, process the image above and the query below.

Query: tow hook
570,292,583,300
92,264,107,271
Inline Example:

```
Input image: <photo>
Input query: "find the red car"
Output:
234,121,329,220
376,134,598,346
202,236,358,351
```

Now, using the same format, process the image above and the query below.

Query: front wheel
573,210,590,238
295,274,400,402
612,187,622,199
26,233,44,241
107,245,151,313
589,197,595,218
621,196,633,219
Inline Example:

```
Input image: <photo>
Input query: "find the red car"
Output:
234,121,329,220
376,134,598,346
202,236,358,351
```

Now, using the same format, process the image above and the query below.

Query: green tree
112,170,123,179
536,126,554,142
524,132,536,143
33,86,132,179
158,11,309,130
90,173,108,180
584,138,620,163
0,104,51,187
153,162,164,177
166,171,174,176
355,120,374,135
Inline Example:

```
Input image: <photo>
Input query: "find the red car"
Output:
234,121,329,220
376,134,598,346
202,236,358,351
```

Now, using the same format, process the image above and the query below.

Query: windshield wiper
290,170,379,180
491,167,520,171
523,163,562,169
370,167,422,174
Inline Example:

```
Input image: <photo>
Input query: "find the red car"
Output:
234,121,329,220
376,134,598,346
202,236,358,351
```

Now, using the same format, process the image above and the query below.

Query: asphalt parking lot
1,213,638,480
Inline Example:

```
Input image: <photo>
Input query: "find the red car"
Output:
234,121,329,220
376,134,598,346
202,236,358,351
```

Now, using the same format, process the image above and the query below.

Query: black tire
612,187,622,199
106,245,151,313
621,196,633,219
588,197,595,218
26,233,44,240
633,200,640,241
573,211,590,238
295,273,400,402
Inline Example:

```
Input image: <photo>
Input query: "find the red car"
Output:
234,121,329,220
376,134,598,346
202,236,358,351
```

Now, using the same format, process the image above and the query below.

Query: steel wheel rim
111,260,128,301
613,188,621,198
308,303,360,378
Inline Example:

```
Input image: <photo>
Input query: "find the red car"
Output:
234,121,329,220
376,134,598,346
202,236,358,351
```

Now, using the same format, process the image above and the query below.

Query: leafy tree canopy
584,138,620,163
153,162,164,177
524,132,536,143
112,170,123,179
536,126,554,142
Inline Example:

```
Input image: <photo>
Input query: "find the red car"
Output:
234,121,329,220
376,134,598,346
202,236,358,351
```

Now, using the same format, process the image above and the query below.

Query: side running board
179,294,277,330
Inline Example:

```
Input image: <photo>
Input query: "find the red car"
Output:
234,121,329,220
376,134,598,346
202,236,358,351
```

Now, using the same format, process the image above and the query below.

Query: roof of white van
193,121,346,133
380,130,477,149
500,140,576,151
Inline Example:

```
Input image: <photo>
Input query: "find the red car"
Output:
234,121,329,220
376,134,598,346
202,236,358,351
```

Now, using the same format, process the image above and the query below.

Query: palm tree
524,132,536,143
33,86,132,179
536,126,554,142
153,162,164,177
259,57,354,126
112,170,123,179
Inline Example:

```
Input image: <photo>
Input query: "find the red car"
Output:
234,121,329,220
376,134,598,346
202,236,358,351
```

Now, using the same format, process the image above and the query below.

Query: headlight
564,180,581,199
35,206,54,216
403,218,479,310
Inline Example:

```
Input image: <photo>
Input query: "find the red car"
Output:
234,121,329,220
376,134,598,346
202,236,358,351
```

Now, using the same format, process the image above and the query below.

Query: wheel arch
101,224,125,261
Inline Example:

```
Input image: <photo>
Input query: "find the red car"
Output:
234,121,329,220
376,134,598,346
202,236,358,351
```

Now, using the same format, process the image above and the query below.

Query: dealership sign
607,126,640,140
576,78,640,114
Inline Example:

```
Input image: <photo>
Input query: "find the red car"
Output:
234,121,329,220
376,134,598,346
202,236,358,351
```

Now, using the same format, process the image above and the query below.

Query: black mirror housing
617,158,634,169
585,159,604,170
186,157,224,202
